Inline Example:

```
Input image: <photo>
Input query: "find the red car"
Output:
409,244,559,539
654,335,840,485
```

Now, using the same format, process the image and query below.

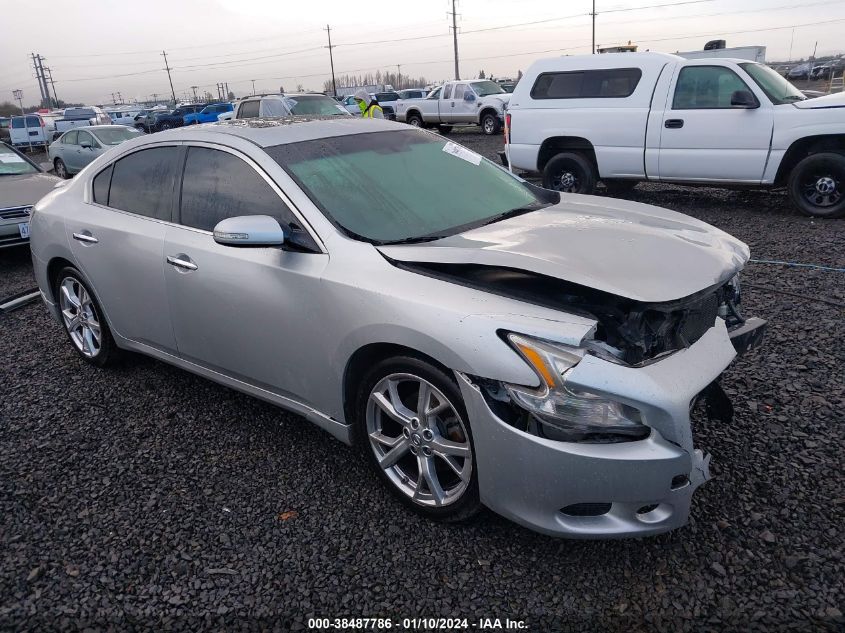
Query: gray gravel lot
1,129,843,632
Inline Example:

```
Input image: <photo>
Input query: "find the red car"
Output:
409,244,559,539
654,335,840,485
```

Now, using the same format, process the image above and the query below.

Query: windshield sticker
0,153,25,164
442,142,482,166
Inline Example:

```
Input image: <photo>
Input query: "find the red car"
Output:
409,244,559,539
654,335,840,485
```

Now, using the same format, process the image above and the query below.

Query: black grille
679,293,720,345
0,206,32,220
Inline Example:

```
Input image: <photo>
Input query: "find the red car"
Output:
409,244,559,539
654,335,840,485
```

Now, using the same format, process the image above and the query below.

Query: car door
162,144,329,403
449,83,476,123
440,83,454,122
658,64,773,183
75,130,101,171
57,130,79,170
67,146,180,353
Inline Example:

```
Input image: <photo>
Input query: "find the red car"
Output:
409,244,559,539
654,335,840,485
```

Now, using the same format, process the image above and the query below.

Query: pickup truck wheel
406,113,423,127
788,152,845,218
437,125,453,135
543,152,596,194
481,113,500,135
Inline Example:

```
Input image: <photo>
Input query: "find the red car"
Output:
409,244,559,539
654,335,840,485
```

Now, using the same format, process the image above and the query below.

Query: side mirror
213,215,285,247
464,92,476,102
730,90,759,108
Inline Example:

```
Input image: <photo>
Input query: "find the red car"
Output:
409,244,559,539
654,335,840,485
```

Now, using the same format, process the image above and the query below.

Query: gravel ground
1,129,843,632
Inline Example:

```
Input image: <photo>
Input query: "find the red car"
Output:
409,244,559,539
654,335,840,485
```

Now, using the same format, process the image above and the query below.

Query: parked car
397,89,428,100
153,104,206,131
54,107,112,136
395,80,510,135
373,91,401,120
339,94,360,115
184,103,234,125
106,109,142,126
0,117,11,143
133,109,160,132
787,63,811,80
233,94,350,118
0,142,61,249
810,63,834,80
29,118,765,538
49,125,142,179
9,114,53,149
505,52,845,218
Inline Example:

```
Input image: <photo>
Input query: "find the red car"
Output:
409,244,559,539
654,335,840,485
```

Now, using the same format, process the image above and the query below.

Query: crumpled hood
378,194,749,303
482,94,510,107
793,91,845,109
1,172,62,209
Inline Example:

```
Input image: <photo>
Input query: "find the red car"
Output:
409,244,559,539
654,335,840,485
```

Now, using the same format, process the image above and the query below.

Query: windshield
471,80,507,97
268,130,547,243
0,150,38,175
92,127,140,145
285,95,347,116
740,63,806,105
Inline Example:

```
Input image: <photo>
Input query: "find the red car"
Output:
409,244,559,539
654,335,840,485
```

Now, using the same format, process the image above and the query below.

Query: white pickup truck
395,79,510,135
505,52,845,218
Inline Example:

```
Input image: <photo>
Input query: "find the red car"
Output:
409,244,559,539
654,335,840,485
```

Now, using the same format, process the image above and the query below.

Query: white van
9,114,52,149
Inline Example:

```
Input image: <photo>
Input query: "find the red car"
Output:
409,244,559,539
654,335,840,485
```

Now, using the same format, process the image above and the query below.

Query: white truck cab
506,52,845,217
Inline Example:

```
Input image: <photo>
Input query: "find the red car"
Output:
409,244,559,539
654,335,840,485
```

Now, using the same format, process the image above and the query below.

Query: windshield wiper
477,204,544,228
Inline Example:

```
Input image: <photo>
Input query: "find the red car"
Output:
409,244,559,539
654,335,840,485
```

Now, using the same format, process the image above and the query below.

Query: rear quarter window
107,147,179,221
530,68,642,99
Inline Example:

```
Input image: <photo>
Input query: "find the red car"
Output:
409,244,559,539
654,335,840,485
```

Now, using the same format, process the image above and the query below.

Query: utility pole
191,86,198,101
591,0,596,54
151,93,158,105
324,25,337,97
251,79,256,95
116,91,122,104
448,0,460,79
224,82,229,99
161,50,176,103
788,27,795,61
45,67,59,106
13,90,25,116
396,64,402,88
31,53,48,107
36,55,51,107
111,92,117,105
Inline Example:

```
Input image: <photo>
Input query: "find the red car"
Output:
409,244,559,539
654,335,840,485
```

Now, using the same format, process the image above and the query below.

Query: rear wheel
542,152,597,194
406,112,423,127
55,267,118,367
788,152,845,218
356,356,480,522
54,158,69,179
481,113,500,135
160,121,172,130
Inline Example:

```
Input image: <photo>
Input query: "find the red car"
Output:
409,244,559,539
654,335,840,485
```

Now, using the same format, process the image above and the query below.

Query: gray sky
2,0,844,105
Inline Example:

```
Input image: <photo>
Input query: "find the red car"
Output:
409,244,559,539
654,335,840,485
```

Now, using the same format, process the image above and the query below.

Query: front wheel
788,152,845,218
542,152,597,194
356,356,480,522
55,267,119,367
406,112,423,127
160,122,172,130
481,113,500,135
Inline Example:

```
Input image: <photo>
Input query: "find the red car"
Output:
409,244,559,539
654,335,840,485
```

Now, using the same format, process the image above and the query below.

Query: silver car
49,125,142,179
29,118,765,538
1,142,61,249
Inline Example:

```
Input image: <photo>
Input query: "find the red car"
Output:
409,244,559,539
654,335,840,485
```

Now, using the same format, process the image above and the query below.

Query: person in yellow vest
354,89,384,119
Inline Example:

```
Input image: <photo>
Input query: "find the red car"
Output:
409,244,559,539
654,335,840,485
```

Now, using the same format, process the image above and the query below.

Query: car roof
143,116,401,147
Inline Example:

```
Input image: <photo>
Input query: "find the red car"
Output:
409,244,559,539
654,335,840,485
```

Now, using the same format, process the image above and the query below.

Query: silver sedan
48,125,142,179
29,118,765,538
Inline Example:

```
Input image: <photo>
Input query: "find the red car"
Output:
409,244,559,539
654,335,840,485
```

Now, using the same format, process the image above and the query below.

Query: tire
54,267,118,367
134,125,146,133
355,355,481,522
437,125,453,135
542,152,597,194
787,152,845,218
406,112,423,127
160,122,172,130
481,112,500,136
54,158,70,180
603,179,638,196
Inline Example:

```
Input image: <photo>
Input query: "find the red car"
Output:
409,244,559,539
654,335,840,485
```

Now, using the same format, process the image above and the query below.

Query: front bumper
458,320,739,538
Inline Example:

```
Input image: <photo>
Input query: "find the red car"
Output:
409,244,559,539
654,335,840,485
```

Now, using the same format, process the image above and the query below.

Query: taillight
504,113,511,144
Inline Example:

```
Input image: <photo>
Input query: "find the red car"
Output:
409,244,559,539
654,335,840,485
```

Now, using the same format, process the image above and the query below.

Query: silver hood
1,172,62,209
378,194,749,303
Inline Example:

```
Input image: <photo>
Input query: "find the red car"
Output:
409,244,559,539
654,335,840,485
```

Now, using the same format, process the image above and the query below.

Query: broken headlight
504,333,648,442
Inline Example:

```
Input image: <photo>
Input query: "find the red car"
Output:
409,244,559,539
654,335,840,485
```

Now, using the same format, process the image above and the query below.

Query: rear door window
92,164,113,204
238,100,260,118
63,130,79,145
108,147,179,221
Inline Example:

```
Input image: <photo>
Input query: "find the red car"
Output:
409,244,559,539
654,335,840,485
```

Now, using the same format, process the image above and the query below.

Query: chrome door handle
72,232,98,243
166,255,198,271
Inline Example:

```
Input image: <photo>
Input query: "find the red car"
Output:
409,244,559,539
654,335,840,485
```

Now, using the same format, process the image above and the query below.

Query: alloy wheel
59,277,102,358
483,116,496,134
553,169,579,193
366,373,472,507
55,159,67,179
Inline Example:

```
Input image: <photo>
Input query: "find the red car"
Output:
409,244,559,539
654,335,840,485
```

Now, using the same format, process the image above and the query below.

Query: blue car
183,103,233,125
